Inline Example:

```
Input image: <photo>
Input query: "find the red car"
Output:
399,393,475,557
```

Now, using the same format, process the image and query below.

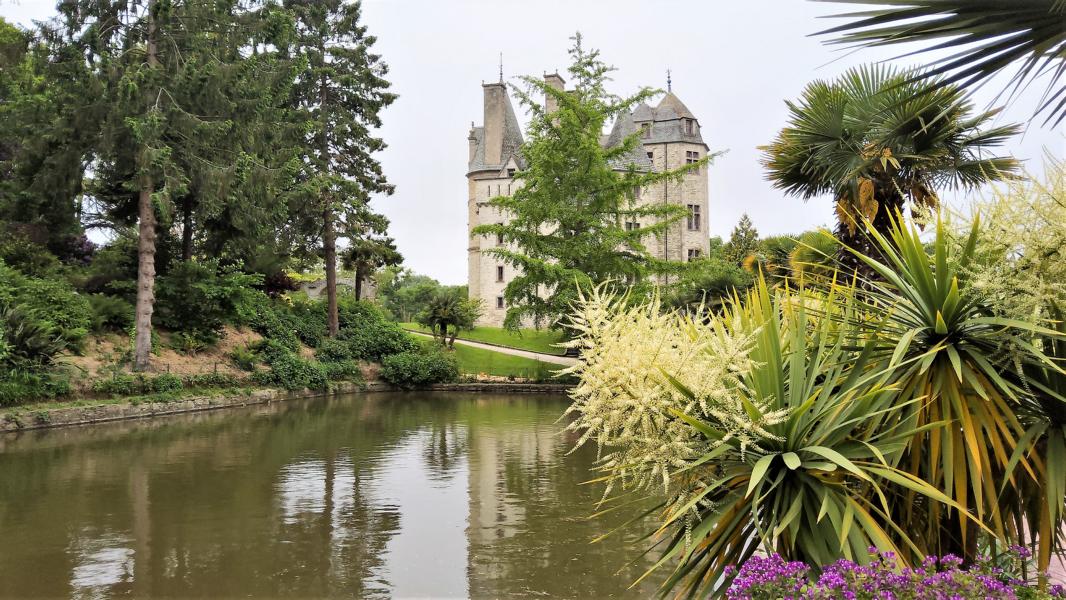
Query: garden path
406,331,577,366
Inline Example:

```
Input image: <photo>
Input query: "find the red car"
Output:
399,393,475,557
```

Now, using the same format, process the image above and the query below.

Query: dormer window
684,119,696,135
507,168,515,177
641,123,651,138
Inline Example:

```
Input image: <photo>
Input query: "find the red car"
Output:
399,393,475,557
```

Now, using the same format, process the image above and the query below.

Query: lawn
451,344,560,379
400,323,566,355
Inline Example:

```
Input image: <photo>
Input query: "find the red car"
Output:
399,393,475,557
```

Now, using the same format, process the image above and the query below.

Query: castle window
686,150,699,174
496,296,505,309
646,151,654,162
625,221,640,231
684,119,696,135
507,168,515,177
687,248,702,261
496,265,505,282
687,204,701,231
641,123,651,138
496,229,504,245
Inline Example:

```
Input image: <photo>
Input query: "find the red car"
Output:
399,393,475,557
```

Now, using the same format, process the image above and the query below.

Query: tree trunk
133,1,158,372
181,196,193,261
354,264,364,300
324,205,339,337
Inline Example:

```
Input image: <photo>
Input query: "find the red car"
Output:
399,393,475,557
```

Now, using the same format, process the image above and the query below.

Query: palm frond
815,0,1066,126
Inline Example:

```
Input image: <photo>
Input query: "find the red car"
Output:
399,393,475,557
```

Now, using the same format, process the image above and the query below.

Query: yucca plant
843,213,1066,562
644,280,962,598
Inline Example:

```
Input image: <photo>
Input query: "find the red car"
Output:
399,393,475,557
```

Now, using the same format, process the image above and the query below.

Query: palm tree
417,291,482,348
815,0,1066,127
762,64,1020,274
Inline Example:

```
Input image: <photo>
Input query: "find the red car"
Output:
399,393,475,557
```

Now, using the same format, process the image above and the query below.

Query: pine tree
340,232,402,300
57,0,269,369
284,0,396,337
473,33,711,330
724,213,759,266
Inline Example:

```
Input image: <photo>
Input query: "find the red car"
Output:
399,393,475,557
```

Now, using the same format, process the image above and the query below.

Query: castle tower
631,90,710,278
467,80,525,327
466,75,709,326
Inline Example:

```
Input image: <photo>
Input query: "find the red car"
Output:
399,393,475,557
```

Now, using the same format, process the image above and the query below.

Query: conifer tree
284,0,396,337
57,0,269,369
724,213,759,266
473,34,711,330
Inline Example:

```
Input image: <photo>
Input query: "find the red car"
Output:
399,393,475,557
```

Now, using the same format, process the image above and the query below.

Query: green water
0,392,663,598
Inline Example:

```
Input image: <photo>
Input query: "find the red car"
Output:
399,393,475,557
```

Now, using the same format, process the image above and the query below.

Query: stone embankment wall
1,381,572,433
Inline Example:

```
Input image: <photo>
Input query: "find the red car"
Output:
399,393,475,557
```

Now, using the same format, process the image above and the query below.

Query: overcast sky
2,0,1062,284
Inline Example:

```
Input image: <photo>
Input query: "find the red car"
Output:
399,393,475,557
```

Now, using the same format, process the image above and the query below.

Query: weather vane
667,68,672,93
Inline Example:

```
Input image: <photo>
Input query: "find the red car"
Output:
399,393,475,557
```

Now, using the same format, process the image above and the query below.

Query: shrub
155,260,261,339
725,550,1064,600
91,374,139,396
238,291,300,350
0,306,66,369
0,371,71,406
0,261,92,350
87,294,133,332
380,349,458,388
338,319,416,361
167,330,214,355
148,373,183,393
322,360,363,382
183,372,241,388
315,337,353,363
250,341,328,390
228,345,257,371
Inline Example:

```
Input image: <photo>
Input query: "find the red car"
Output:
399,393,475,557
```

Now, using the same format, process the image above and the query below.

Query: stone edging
0,381,572,433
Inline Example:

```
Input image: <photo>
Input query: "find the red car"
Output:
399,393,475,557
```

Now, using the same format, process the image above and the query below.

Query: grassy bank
400,323,566,355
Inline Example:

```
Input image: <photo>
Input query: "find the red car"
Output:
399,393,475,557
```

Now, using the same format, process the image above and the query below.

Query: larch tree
473,33,712,330
284,0,396,337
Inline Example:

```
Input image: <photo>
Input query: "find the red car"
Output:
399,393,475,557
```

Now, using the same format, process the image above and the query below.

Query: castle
466,73,710,327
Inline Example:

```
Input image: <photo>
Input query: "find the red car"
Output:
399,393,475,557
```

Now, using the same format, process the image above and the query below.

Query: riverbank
0,380,574,433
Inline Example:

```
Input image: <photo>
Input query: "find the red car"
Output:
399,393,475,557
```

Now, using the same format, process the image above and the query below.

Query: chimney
544,72,565,115
482,82,507,166
468,121,477,163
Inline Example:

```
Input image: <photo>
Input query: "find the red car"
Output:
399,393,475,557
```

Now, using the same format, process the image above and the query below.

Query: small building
299,275,377,301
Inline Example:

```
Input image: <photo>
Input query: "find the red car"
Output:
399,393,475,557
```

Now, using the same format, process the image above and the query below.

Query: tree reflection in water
0,392,663,598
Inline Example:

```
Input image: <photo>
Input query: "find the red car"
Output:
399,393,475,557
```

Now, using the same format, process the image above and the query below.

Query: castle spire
666,68,672,93
499,52,503,83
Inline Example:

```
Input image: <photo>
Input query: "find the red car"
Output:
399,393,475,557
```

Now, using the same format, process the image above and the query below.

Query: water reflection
0,392,662,598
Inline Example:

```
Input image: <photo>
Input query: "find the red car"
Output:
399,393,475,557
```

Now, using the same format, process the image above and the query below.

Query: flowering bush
726,549,1066,600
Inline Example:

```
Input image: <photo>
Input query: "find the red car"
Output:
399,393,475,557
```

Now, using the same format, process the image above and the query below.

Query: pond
0,392,664,598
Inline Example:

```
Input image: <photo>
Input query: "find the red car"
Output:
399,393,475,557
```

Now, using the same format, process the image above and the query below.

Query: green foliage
666,256,753,312
417,290,483,347
0,234,62,277
724,213,759,265
375,267,447,322
148,373,183,394
0,261,91,350
155,260,262,340
87,294,133,333
250,340,328,391
762,64,1020,273
817,0,1066,126
380,348,459,388
472,33,713,329
0,370,71,406
315,337,353,363
183,372,241,388
228,344,258,372
0,305,65,369
321,360,363,382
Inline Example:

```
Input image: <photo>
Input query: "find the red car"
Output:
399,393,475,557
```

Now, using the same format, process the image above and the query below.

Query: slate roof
468,88,526,174
604,110,653,171
470,88,704,176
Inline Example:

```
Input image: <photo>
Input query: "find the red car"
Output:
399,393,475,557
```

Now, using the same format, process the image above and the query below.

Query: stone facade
466,74,710,326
